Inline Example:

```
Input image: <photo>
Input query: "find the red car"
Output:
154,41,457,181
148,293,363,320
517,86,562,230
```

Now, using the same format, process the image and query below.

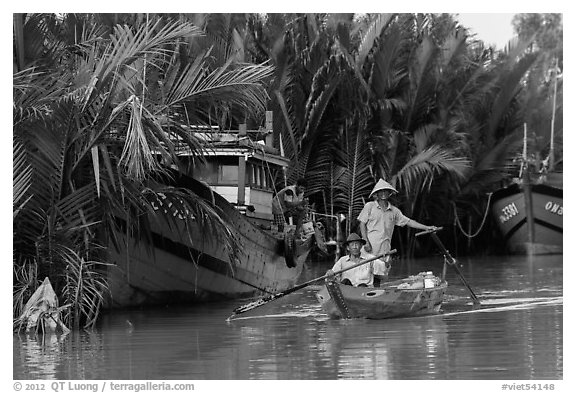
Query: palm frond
413,123,441,153
393,145,470,197
302,55,345,142
439,28,468,70
330,124,374,228
52,184,100,236
118,95,161,180
459,132,523,197
13,141,33,217
141,185,241,264
488,53,539,135
370,24,405,98
357,14,396,69
405,34,438,132
59,246,110,329
24,123,69,209
13,262,39,318
164,58,272,116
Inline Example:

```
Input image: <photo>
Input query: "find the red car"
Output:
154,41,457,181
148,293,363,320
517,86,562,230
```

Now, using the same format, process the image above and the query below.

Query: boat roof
177,126,290,167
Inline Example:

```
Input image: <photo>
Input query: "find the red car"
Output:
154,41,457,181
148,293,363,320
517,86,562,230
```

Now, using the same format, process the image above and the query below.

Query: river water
13,254,562,380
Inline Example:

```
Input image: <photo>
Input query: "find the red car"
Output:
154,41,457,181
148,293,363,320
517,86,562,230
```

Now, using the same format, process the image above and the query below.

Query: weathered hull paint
316,278,447,320
491,183,562,254
106,173,313,308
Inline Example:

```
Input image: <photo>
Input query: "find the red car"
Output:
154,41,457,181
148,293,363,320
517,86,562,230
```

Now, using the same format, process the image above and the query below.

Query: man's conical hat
369,179,398,198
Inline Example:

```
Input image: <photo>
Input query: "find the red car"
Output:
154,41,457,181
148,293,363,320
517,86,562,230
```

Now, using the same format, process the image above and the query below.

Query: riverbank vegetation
13,13,562,328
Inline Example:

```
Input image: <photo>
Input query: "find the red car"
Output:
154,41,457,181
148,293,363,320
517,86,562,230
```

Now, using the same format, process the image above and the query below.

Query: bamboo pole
549,57,558,172
522,123,535,250
237,124,247,206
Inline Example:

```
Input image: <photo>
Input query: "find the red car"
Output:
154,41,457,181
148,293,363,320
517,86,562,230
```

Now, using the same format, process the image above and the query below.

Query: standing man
326,233,389,287
272,178,308,232
358,179,438,256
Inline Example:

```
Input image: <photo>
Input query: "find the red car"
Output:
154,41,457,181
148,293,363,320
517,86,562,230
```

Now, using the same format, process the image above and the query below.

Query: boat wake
227,294,563,322
227,311,327,322
440,296,562,317
226,303,327,322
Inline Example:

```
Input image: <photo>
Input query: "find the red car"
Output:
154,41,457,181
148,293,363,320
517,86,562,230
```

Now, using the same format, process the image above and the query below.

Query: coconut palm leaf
117,95,161,180
294,55,347,178
13,68,74,126
13,141,33,217
337,13,396,98
302,55,345,141
458,132,523,198
162,56,272,116
143,186,240,258
52,184,100,235
404,34,438,133
301,99,374,227
59,246,110,329
357,14,396,69
14,14,275,329
487,52,539,137
369,23,406,100
392,145,470,197
413,123,442,153
439,28,468,70
13,262,38,318
329,123,375,231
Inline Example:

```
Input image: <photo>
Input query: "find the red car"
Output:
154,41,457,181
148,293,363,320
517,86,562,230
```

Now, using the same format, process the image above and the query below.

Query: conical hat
369,179,398,198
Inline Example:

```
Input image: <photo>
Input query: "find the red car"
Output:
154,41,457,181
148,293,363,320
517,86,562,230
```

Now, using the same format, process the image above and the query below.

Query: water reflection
14,334,66,379
14,254,562,380
315,317,449,379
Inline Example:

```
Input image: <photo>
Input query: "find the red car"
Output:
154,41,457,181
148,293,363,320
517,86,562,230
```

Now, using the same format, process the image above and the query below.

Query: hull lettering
545,201,563,216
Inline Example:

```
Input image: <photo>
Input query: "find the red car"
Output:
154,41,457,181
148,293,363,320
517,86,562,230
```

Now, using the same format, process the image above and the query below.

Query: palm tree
261,13,542,256
13,13,272,328
247,14,472,253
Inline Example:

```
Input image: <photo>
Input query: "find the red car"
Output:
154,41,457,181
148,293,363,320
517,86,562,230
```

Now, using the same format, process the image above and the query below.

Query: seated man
326,233,390,287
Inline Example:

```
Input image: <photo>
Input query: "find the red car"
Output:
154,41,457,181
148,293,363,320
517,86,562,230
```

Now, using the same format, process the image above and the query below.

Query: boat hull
106,173,313,308
316,276,447,320
491,183,562,254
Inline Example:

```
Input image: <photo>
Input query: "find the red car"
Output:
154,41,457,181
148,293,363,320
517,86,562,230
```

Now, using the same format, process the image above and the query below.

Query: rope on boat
257,143,287,218
452,192,493,239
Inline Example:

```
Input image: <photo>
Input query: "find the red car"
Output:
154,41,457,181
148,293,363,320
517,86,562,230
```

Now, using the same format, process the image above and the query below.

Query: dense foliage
13,13,273,328
246,13,562,256
13,13,562,327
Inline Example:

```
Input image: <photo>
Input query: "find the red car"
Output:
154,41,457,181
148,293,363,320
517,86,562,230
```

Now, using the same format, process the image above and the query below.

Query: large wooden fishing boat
491,173,562,255
491,65,563,255
316,272,447,319
106,113,319,307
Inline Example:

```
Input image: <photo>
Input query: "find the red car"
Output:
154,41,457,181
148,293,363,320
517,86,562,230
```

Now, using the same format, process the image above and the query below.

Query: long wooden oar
230,250,397,318
416,228,481,305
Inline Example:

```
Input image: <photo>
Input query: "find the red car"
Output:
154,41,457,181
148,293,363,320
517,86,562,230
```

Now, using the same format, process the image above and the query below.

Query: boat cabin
176,112,289,227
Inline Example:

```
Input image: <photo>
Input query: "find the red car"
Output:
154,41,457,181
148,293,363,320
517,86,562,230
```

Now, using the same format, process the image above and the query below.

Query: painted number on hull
545,201,563,216
499,203,519,223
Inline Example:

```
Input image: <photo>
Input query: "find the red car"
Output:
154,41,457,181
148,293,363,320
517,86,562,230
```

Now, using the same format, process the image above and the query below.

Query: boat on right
491,176,562,255
491,123,563,255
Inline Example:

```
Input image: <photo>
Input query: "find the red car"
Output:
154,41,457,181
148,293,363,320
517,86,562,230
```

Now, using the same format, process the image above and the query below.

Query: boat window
219,165,238,183
255,165,262,187
250,165,257,187
260,166,267,188
189,160,217,183
248,162,273,190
